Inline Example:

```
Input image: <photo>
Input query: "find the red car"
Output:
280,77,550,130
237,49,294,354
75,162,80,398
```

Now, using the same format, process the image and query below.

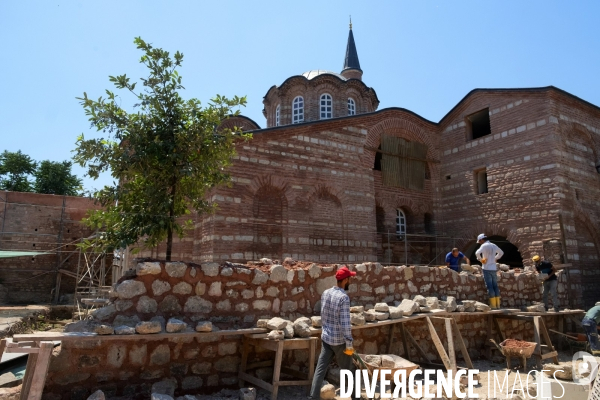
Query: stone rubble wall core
43,260,567,399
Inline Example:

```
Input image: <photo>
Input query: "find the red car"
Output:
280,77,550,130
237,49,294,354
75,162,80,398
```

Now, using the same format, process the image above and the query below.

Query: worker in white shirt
475,234,504,309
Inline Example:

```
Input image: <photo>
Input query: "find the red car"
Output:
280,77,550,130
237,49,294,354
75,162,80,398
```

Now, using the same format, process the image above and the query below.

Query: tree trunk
166,182,176,261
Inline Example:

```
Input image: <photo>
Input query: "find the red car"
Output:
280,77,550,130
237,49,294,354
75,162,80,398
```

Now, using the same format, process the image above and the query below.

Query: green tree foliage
34,160,83,196
74,37,250,260
0,150,37,192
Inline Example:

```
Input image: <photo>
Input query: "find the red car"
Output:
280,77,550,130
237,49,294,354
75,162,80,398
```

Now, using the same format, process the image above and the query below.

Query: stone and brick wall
0,191,98,303
42,261,564,399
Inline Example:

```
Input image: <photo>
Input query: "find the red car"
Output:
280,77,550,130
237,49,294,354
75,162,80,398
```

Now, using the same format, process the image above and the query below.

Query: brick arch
306,184,348,208
572,204,600,251
361,116,438,169
453,223,524,257
306,185,346,261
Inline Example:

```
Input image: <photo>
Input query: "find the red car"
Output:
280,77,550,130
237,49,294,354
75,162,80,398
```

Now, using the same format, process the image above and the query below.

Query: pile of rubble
66,316,214,336
256,295,498,339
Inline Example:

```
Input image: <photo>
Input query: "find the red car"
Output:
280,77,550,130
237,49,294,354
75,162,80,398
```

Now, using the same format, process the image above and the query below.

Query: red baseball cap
335,266,356,281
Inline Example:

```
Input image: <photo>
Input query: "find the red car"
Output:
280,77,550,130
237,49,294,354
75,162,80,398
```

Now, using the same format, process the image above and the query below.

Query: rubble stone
114,325,135,335
159,295,182,313
267,317,288,330
269,265,287,282
137,296,158,313
166,318,187,333
350,313,366,325
311,316,322,327
413,295,427,306
195,321,213,332
239,387,257,400
136,262,161,276
293,320,312,337
136,321,162,334
201,262,219,277
350,306,364,313
388,307,403,319
152,280,171,296
475,302,491,312
94,325,114,335
374,303,389,312
320,384,336,399
397,299,420,316
426,297,439,309
543,363,573,380
172,282,192,295
116,280,146,299
267,330,284,340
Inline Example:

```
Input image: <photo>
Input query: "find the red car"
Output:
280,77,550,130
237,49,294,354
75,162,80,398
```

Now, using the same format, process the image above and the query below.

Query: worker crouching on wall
582,303,600,356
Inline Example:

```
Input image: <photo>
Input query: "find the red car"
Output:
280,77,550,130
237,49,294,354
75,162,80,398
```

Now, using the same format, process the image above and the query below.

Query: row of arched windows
274,95,356,126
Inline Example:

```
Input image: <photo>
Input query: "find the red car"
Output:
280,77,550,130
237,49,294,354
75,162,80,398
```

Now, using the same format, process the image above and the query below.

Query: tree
74,37,250,260
34,160,83,196
0,150,37,192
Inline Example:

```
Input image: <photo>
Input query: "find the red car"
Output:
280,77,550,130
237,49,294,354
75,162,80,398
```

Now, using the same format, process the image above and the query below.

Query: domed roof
301,70,347,81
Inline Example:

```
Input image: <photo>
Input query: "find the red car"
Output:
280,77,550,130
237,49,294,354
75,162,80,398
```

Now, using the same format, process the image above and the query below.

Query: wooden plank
387,324,396,354
280,366,308,380
557,315,565,351
239,337,250,387
238,372,273,392
404,328,431,364
276,379,313,387
5,348,42,354
492,316,506,342
445,319,456,373
541,351,559,360
20,350,37,400
399,323,410,359
308,338,316,386
450,318,474,369
539,318,559,364
27,342,53,400
485,315,493,360
258,339,311,352
533,316,543,369
271,340,284,400
13,328,268,342
246,360,274,370
426,317,452,370
0,339,7,359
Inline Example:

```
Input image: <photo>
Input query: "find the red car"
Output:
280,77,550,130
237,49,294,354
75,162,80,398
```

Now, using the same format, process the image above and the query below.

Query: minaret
341,17,363,81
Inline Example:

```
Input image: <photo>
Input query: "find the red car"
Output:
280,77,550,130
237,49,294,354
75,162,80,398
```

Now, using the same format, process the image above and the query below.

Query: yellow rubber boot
496,297,501,309
489,298,495,309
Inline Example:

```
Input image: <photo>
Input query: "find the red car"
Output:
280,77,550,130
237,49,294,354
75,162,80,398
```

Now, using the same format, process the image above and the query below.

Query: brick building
149,25,600,307
2,26,598,307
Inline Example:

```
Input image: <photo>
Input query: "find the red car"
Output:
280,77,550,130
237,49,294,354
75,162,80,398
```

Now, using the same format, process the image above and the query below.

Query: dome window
348,98,356,116
275,105,280,126
292,96,304,124
320,94,332,120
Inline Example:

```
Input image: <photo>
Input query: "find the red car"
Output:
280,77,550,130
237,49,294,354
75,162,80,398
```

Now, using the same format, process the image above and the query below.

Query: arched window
424,213,434,234
275,105,280,127
396,209,406,237
320,94,332,120
347,98,356,116
292,96,304,124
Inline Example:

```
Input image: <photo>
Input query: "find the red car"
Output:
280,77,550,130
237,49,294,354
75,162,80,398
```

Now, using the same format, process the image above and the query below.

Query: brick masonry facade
0,191,98,303
145,85,599,307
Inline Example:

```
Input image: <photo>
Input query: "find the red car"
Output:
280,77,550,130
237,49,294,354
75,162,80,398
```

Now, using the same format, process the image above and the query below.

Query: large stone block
166,318,186,333
136,321,162,334
116,280,146,299
172,282,192,295
267,317,288,330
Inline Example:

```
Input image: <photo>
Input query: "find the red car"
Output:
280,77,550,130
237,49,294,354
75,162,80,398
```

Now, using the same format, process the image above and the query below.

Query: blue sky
1,1,599,191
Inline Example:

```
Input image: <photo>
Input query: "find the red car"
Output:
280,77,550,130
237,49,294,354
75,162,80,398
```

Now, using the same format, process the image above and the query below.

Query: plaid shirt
320,286,353,347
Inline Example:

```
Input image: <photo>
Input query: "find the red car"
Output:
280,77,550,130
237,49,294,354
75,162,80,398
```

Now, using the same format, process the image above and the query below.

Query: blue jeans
310,341,359,399
542,279,559,311
582,318,600,352
483,269,500,298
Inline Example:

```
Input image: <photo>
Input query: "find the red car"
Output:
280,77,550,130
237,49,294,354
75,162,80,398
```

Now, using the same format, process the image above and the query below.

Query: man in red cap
310,265,359,400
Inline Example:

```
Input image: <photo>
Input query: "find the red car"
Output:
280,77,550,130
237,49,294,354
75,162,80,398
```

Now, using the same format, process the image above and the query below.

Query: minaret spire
341,18,363,81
